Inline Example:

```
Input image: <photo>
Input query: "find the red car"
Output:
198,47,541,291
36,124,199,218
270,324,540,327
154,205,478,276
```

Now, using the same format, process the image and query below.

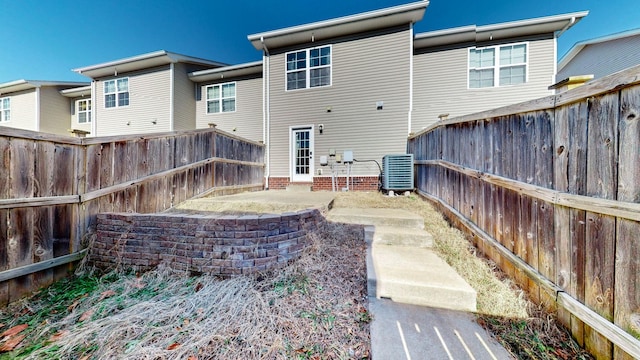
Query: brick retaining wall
91,209,326,276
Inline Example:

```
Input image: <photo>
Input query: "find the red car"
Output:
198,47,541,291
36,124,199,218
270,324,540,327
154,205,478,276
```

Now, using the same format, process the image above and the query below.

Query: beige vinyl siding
70,97,92,134
173,63,198,131
0,89,37,131
94,65,172,136
412,37,555,131
195,75,263,142
39,86,73,135
268,26,412,178
557,34,640,81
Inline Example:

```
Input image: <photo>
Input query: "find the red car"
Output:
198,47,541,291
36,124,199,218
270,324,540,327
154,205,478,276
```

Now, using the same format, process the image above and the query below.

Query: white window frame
285,45,332,91
0,97,9,122
468,42,528,89
76,99,91,124
205,82,236,114
104,77,129,108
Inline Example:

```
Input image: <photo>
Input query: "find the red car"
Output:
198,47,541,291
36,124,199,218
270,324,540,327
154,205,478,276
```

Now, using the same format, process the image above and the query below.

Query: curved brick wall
91,209,326,276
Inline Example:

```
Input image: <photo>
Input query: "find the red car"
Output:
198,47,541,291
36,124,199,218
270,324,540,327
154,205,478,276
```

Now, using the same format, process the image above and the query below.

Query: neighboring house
557,28,640,82
189,61,264,142
246,2,586,189
412,11,587,130
0,80,89,136
72,51,226,136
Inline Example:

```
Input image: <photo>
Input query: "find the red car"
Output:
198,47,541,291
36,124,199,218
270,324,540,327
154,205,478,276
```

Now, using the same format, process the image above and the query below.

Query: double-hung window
0,97,9,122
206,82,236,113
286,45,331,91
469,43,527,88
104,78,129,108
77,99,91,123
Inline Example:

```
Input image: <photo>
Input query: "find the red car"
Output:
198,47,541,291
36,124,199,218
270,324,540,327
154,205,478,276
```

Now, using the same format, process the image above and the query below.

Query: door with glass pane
290,126,314,182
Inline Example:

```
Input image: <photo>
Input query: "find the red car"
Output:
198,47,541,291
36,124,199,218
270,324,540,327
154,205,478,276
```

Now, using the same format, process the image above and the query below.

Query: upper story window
104,78,129,108
469,43,527,88
206,82,236,113
0,97,9,122
286,45,331,91
77,99,91,123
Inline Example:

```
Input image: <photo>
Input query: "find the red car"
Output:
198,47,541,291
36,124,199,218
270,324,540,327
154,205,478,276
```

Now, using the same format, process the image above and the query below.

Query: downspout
408,22,414,135
169,63,175,131
261,36,271,190
35,87,41,131
554,17,575,87
91,80,97,136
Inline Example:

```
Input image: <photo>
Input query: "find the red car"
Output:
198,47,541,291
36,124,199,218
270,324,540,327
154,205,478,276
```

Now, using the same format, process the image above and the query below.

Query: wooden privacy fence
408,64,640,360
0,127,264,304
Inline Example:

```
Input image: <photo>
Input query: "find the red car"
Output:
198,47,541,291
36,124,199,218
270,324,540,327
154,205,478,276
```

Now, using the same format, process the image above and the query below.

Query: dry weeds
0,224,369,359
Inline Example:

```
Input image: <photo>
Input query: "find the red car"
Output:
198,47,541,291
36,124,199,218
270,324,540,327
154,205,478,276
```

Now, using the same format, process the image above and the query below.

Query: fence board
614,86,640,359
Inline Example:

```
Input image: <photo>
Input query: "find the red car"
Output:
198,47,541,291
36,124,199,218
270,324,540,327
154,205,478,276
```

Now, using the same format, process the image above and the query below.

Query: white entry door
290,126,314,182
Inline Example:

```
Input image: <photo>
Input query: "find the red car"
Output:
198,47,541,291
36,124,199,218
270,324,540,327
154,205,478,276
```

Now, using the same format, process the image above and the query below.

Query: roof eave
189,61,263,83
73,50,227,79
60,85,92,98
248,1,429,51
414,10,588,50
0,80,89,96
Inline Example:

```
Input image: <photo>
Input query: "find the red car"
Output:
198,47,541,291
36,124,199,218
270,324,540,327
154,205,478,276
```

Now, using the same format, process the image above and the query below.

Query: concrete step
327,208,424,229
286,183,312,192
372,244,477,312
373,226,433,247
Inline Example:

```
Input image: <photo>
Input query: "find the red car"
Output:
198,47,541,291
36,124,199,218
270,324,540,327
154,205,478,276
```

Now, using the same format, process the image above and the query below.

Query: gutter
555,16,576,39
261,36,271,190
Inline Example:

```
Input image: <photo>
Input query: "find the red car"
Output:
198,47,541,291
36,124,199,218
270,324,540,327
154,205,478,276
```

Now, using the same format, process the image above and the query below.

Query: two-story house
0,80,89,136
72,51,226,136
245,2,586,190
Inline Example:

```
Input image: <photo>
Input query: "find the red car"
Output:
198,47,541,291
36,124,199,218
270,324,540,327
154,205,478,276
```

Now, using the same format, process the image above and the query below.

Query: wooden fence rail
0,127,264,304
408,64,640,360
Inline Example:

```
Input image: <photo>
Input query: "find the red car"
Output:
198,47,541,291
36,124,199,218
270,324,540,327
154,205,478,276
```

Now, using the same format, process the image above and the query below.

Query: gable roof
248,1,429,51
189,61,263,83
73,50,227,79
0,79,89,96
558,28,640,71
414,11,588,49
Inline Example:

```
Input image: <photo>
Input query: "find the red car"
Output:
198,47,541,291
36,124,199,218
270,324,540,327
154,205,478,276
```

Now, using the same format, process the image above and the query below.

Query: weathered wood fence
0,127,264,304
408,65,640,360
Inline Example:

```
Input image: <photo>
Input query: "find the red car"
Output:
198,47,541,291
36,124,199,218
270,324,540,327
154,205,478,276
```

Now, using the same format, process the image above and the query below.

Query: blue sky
0,0,637,83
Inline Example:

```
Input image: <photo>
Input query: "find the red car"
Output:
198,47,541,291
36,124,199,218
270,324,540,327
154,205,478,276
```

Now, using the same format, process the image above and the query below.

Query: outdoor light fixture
376,101,384,110
319,124,324,134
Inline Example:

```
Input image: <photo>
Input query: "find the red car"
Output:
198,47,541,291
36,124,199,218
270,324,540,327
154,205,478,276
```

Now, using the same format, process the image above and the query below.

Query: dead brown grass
2,223,369,360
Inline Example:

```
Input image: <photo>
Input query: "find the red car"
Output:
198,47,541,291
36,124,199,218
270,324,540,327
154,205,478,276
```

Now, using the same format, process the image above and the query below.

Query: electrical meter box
343,150,353,163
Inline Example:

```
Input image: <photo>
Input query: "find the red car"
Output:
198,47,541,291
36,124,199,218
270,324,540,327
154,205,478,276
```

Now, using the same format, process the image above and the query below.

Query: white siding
39,86,73,135
268,26,412,178
195,75,263,142
0,89,37,131
412,37,556,131
94,65,172,136
173,63,198,131
557,34,640,81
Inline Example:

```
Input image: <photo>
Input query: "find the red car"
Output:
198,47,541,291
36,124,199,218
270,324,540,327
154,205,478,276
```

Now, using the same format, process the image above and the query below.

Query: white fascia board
248,1,429,50
0,80,89,95
414,11,588,50
73,50,227,79
188,61,263,82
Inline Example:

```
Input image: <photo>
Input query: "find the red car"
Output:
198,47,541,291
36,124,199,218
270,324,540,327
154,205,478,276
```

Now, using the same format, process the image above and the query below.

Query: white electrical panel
343,150,353,163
